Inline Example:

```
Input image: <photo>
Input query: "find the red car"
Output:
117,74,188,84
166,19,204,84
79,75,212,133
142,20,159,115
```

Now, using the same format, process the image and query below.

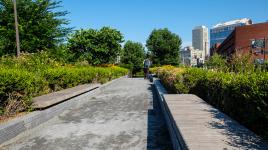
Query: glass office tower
210,18,252,48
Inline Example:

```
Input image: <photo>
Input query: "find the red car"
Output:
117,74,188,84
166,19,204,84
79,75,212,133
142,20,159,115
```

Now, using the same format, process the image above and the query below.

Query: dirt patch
0,112,28,124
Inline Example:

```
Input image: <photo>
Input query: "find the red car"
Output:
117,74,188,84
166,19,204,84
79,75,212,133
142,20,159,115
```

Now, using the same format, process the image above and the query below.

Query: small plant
205,53,227,71
229,53,255,73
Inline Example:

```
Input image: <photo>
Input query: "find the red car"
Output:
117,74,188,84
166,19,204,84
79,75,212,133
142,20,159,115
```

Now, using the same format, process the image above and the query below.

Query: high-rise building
180,46,204,66
192,26,209,57
210,18,252,48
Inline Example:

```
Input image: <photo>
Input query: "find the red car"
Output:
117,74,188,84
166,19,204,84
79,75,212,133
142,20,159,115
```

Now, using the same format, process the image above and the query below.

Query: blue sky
61,0,268,47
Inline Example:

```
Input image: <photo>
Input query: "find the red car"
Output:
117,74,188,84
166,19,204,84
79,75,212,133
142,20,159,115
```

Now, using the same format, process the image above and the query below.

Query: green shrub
0,69,48,115
43,67,84,91
205,53,227,71
0,52,62,71
157,67,268,138
0,54,128,116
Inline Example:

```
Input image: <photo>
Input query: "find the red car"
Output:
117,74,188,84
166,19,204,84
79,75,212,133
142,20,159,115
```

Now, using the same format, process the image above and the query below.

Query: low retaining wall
153,79,184,150
154,79,268,150
0,76,125,145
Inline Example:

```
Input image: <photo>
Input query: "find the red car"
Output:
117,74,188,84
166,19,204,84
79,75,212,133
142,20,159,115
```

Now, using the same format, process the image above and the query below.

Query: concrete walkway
1,78,171,150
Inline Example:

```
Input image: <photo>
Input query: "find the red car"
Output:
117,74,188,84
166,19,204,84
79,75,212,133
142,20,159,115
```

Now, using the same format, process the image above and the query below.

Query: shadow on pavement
207,108,268,149
147,84,173,150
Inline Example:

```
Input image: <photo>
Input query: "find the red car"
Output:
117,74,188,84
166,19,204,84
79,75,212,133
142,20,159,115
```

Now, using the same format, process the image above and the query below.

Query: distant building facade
180,46,204,66
210,43,221,56
210,18,252,48
192,26,209,57
215,22,268,62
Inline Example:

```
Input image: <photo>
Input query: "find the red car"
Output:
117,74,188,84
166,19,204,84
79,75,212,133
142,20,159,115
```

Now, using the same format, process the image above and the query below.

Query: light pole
13,0,20,57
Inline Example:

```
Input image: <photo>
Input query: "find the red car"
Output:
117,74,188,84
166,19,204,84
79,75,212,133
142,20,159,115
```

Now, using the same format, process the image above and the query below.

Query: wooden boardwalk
32,84,100,109
163,94,268,150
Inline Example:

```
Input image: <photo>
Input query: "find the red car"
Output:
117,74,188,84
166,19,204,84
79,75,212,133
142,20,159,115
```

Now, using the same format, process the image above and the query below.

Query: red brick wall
235,22,268,60
216,22,268,61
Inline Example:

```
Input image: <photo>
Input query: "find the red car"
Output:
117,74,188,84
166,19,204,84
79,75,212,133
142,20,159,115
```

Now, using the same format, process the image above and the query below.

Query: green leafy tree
205,53,227,71
68,27,124,65
47,44,74,63
229,53,254,73
146,28,182,65
121,41,145,75
0,0,71,56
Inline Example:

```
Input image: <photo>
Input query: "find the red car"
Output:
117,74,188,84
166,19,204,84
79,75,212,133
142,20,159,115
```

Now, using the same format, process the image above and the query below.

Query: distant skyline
61,0,268,47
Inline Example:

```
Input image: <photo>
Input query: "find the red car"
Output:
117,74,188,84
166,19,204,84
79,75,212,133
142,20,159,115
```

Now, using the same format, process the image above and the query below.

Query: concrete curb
0,76,126,145
153,79,185,150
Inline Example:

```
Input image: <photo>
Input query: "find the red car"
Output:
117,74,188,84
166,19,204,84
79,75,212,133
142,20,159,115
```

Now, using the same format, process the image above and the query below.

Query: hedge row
154,66,268,138
0,66,128,115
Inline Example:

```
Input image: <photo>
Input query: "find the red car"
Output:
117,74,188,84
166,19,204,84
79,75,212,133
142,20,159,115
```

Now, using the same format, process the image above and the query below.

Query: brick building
214,22,268,62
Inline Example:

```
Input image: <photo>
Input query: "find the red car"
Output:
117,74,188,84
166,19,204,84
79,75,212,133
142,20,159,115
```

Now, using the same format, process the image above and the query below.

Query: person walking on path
143,59,151,79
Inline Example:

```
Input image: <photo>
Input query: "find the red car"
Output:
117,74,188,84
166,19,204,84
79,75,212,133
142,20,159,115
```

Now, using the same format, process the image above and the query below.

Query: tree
68,27,124,65
121,41,145,75
205,53,227,70
229,53,254,73
146,28,182,65
47,44,74,63
0,0,71,56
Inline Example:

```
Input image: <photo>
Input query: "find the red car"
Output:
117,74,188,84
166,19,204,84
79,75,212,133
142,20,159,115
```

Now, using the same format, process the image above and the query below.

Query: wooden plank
163,94,268,150
32,84,100,109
